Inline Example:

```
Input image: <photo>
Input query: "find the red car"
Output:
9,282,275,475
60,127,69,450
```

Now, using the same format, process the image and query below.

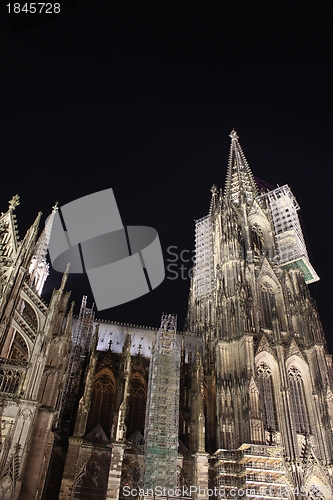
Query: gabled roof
85,424,109,443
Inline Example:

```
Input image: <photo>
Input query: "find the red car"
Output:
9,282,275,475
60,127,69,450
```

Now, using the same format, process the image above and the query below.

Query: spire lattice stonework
28,203,58,295
224,129,259,204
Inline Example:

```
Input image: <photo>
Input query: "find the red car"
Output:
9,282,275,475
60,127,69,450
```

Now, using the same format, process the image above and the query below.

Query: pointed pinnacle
59,263,70,291
8,194,20,210
52,201,59,213
229,129,239,141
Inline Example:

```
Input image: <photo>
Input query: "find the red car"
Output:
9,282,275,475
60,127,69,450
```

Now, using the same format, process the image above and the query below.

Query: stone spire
224,129,258,204
28,202,58,295
209,184,219,215
0,195,21,267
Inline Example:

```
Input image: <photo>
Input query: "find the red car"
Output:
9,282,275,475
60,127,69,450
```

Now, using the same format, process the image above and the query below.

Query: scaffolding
59,296,95,429
214,445,288,499
194,215,214,297
143,314,180,492
259,185,319,284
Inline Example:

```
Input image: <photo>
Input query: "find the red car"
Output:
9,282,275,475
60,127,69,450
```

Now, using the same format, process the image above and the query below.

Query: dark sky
1,3,332,347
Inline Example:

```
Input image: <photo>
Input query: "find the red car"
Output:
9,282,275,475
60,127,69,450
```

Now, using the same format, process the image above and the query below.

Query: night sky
1,4,332,348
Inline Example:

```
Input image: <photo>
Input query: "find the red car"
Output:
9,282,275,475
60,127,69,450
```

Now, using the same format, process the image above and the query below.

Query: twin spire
224,129,258,204
28,202,58,295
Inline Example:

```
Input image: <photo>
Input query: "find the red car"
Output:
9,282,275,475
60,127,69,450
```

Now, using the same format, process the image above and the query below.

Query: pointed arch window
21,300,38,331
249,379,260,418
252,223,265,255
73,458,107,500
86,372,115,438
126,375,147,437
308,486,324,500
0,369,21,394
257,362,279,431
237,230,245,259
288,366,311,433
261,283,276,329
9,331,29,362
0,477,13,500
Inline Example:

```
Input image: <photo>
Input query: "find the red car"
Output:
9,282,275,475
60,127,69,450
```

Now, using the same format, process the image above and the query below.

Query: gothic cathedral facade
1,132,333,499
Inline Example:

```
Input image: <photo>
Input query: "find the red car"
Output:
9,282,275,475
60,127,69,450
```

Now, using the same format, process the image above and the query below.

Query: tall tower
0,199,73,500
187,131,333,498
143,314,180,493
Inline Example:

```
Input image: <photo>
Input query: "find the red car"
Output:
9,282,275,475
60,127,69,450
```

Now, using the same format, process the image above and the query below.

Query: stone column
106,443,125,499
58,437,82,500
194,452,209,499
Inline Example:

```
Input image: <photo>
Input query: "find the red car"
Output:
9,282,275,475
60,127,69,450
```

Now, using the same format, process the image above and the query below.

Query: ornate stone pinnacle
210,184,218,195
229,129,239,141
52,201,59,213
8,194,20,210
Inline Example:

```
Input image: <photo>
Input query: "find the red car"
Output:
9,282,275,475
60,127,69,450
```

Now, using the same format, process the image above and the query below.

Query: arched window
308,486,324,499
257,362,279,431
126,376,147,436
0,476,13,500
288,366,311,433
0,369,21,394
238,231,245,259
21,300,38,330
261,283,276,329
119,459,143,499
73,458,107,500
249,378,260,417
9,331,29,362
252,223,265,255
86,372,115,438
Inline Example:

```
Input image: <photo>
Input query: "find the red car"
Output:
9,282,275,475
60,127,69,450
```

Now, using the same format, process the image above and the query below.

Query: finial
210,185,218,195
59,263,71,292
52,201,59,213
229,129,239,141
8,194,20,210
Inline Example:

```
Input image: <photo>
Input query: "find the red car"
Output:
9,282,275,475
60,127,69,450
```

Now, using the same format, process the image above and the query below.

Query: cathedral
1,131,333,500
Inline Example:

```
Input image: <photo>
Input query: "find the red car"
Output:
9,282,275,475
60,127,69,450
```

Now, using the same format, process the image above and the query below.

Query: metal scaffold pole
194,215,214,298
143,313,181,494
259,185,319,283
